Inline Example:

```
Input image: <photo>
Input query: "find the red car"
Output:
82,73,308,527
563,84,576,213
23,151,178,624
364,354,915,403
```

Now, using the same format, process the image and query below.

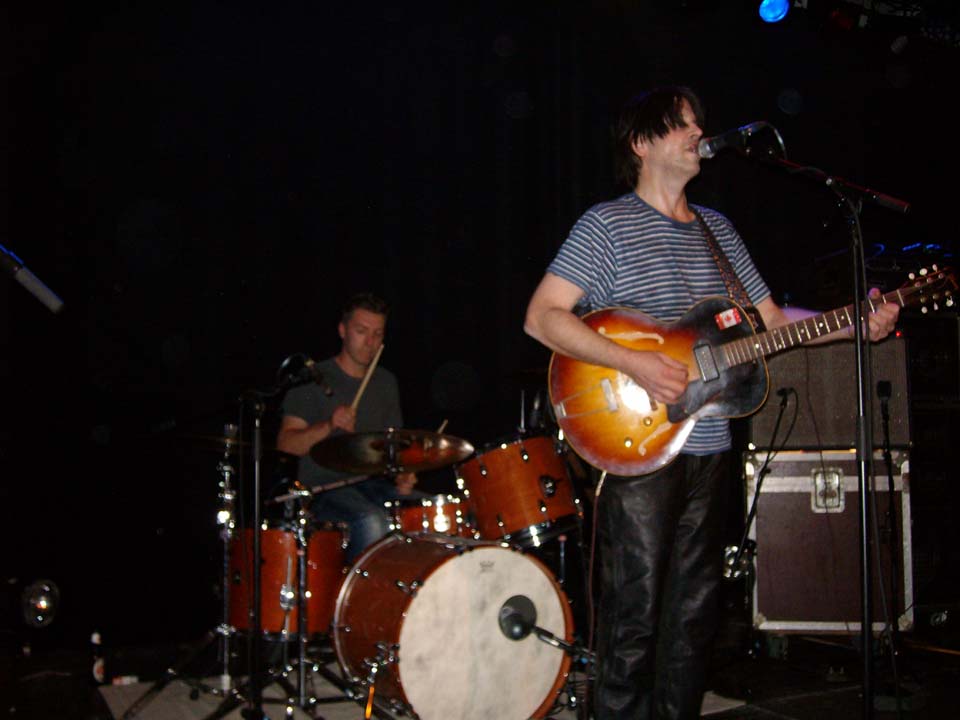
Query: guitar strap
691,208,765,331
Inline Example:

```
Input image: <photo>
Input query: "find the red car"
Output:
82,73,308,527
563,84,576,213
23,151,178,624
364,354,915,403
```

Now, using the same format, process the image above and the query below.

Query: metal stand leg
120,426,241,719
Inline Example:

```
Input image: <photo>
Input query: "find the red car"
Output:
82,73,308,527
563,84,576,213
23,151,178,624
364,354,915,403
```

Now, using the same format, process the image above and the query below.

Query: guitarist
523,87,899,720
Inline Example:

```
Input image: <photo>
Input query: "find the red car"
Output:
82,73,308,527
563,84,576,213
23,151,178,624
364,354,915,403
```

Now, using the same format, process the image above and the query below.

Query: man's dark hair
341,292,389,323
612,86,706,189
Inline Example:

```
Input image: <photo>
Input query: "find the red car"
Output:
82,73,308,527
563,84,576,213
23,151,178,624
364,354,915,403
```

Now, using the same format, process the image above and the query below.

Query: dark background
2,1,958,654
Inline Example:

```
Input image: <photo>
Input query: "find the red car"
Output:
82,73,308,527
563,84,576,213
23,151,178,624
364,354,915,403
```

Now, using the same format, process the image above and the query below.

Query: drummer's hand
330,405,356,433
395,472,417,496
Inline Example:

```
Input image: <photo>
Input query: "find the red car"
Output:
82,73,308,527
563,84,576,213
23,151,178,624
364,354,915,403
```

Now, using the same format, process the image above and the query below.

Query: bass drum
333,534,573,720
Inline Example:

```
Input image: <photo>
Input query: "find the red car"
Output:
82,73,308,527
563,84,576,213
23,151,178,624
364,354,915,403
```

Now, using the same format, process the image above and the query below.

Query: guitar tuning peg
908,272,917,280
921,306,929,314
932,264,939,272
920,268,929,276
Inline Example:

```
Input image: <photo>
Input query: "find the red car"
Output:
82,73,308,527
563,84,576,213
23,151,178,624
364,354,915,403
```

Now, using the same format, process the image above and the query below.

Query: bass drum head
399,544,570,720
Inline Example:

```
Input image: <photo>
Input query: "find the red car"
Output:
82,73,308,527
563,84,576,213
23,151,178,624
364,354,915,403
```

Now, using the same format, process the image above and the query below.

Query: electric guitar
548,266,956,476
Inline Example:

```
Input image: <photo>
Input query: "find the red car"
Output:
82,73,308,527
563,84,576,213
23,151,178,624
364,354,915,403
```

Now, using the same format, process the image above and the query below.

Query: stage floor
3,633,958,719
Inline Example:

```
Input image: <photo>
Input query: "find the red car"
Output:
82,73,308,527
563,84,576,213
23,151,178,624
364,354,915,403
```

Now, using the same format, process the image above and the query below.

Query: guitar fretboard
720,278,938,369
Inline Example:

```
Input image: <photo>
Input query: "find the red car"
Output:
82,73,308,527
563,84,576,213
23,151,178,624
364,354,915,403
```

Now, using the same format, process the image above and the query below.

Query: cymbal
309,429,474,475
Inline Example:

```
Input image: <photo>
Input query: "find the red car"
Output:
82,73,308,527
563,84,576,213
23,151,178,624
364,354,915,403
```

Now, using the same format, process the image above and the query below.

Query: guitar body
549,297,768,476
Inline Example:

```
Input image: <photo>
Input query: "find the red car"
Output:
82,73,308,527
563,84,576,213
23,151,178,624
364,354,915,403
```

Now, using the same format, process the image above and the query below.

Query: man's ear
631,134,648,160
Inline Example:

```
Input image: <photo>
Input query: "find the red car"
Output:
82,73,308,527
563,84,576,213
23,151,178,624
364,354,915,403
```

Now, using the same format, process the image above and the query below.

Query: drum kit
124,424,593,720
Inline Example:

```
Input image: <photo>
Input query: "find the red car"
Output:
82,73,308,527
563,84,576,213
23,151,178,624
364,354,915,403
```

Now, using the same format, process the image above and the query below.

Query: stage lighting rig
759,0,791,23
20,580,59,629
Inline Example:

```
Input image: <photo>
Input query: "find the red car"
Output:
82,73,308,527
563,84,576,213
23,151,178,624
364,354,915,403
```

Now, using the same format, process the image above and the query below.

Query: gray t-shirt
280,356,403,487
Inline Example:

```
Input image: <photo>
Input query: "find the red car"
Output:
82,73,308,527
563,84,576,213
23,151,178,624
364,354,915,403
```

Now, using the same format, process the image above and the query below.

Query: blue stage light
759,0,791,23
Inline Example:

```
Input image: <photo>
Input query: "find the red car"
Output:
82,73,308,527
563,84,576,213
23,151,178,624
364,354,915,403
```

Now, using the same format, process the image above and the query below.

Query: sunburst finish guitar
549,266,956,476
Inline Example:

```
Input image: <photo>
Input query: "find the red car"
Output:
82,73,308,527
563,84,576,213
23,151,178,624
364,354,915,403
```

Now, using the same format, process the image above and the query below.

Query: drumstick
436,419,449,434
351,343,384,411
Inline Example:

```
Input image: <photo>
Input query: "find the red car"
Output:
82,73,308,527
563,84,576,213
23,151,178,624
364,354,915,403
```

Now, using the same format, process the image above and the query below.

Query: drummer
276,292,418,562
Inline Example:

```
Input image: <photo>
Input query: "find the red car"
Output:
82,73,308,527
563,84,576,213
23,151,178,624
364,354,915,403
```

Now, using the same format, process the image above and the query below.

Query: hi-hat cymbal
309,429,474,475
182,434,284,456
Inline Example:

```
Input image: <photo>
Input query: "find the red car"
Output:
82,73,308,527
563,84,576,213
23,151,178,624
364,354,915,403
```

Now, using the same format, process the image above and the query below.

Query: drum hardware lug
333,522,350,550
496,514,505,529
215,623,235,637
538,500,548,514
279,583,295,611
479,462,488,477
363,642,399,672
395,579,420,596
520,447,530,462
539,474,559,498
375,641,399,660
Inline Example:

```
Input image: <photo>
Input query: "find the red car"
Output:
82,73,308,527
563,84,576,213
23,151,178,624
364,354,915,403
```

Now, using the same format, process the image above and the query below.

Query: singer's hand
330,405,356,433
866,288,899,342
622,351,689,404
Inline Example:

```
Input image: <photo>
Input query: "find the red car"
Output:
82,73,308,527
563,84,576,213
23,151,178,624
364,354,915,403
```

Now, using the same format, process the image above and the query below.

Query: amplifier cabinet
747,337,910,449
745,450,913,634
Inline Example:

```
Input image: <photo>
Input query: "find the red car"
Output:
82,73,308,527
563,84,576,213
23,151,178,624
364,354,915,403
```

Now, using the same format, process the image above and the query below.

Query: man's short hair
612,86,706,189
341,292,389,323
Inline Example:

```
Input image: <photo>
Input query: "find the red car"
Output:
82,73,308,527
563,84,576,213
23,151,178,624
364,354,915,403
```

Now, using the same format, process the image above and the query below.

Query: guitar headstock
901,265,957,314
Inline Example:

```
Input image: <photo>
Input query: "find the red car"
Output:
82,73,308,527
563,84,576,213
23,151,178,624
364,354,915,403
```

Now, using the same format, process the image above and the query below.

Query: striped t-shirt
548,192,771,455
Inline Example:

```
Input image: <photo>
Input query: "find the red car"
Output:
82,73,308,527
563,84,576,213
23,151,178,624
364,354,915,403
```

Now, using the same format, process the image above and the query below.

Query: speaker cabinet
747,337,910,450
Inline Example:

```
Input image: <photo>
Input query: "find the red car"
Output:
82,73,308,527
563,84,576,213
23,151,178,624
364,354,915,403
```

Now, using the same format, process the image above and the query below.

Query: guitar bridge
553,378,619,420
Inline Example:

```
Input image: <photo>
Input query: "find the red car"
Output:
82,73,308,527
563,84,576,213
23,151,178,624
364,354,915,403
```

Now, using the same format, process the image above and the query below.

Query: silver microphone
698,121,769,159
0,244,64,314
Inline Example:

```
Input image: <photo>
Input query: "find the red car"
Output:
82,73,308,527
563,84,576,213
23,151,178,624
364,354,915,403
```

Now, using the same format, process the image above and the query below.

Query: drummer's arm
276,407,356,457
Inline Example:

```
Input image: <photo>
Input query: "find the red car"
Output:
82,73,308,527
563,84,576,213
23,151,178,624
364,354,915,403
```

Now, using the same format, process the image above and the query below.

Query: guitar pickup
693,343,720,382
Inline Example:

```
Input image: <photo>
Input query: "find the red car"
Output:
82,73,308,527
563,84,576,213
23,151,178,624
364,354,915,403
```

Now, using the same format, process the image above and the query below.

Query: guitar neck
723,288,911,367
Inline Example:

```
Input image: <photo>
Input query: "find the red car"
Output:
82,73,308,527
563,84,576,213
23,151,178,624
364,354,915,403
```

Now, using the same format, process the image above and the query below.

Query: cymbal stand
120,427,241,720
215,427,239,693
288,485,320,711
204,396,270,720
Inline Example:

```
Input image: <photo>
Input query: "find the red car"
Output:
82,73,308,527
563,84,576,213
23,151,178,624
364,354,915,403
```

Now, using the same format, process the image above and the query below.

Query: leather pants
593,452,728,720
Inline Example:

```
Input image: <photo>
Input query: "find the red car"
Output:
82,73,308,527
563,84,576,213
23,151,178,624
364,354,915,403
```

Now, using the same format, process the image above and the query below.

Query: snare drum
384,494,473,537
333,534,572,720
229,521,346,636
456,434,581,545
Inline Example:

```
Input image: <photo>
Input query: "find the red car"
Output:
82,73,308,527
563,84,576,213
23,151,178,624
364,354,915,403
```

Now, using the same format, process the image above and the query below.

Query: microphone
498,594,595,662
277,355,333,395
303,358,333,397
698,121,769,159
0,244,64,314
498,595,536,640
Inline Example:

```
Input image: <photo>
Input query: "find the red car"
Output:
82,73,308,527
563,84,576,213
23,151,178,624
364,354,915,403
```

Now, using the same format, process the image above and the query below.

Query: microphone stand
875,380,915,712
739,141,911,720
233,391,269,720
211,360,324,720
